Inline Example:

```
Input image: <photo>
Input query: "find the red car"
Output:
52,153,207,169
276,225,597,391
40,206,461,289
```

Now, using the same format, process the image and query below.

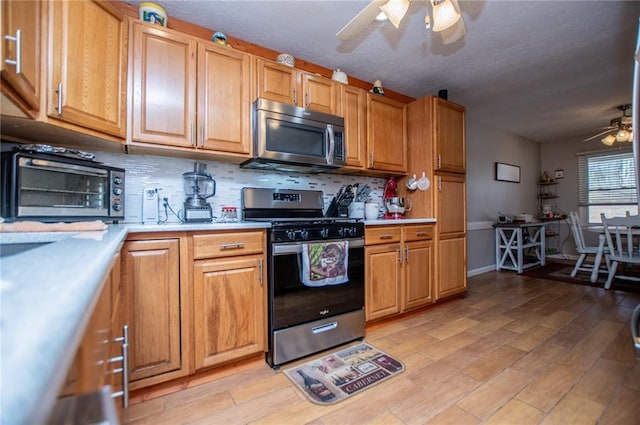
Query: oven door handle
272,238,364,255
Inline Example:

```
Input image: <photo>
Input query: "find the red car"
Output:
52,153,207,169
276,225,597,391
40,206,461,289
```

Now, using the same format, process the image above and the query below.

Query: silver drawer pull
219,242,245,250
416,231,428,236
109,355,124,363
379,234,393,239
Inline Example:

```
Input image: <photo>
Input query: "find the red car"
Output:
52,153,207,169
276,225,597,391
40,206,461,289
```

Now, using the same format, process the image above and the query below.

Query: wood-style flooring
124,270,640,425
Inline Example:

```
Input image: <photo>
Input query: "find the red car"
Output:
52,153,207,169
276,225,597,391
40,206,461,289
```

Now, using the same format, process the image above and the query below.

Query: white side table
494,223,546,273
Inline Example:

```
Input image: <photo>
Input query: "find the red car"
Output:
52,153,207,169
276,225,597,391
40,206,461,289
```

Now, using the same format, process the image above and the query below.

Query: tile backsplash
94,151,387,224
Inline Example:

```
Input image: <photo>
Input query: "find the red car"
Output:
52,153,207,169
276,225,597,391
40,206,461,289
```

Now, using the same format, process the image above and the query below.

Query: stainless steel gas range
241,187,365,369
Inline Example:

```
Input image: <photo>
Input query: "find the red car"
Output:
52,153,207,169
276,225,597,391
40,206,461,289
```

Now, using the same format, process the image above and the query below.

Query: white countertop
0,221,269,425
0,217,434,424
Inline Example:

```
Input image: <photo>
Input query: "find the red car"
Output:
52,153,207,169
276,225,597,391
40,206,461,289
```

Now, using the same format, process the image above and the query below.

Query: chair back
569,211,586,251
600,213,640,261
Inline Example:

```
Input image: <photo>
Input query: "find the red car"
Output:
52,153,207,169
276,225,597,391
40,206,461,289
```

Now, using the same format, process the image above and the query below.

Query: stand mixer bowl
384,197,412,217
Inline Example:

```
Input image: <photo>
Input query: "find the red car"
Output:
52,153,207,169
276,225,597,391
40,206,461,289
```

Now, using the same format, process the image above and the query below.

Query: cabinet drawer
403,225,434,242
365,226,401,245
193,231,264,259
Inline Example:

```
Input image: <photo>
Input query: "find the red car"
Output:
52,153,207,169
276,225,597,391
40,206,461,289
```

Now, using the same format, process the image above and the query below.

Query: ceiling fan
336,0,467,44
583,104,633,145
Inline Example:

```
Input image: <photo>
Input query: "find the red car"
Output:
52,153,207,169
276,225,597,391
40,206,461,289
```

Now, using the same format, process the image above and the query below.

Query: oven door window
18,158,109,215
271,243,364,329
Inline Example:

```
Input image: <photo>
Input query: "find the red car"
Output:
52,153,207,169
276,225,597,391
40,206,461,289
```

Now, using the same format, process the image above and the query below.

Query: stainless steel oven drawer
272,309,365,367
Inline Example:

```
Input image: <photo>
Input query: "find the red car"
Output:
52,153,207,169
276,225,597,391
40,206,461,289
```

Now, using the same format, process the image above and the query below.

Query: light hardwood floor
124,271,640,425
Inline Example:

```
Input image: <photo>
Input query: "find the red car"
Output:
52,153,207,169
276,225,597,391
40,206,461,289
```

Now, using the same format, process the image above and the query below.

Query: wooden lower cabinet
434,173,467,299
121,237,187,389
193,255,266,369
365,224,434,321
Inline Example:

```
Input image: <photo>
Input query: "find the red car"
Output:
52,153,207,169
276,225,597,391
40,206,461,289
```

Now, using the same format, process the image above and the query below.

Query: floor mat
283,342,404,405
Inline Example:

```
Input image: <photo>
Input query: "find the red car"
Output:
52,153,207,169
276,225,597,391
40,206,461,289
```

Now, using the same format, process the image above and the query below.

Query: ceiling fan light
380,0,411,28
601,134,616,146
375,11,388,22
431,0,461,32
616,129,630,142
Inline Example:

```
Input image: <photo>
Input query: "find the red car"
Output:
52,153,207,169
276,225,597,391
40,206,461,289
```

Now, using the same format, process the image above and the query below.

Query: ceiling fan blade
336,0,387,41
439,0,466,44
582,129,615,142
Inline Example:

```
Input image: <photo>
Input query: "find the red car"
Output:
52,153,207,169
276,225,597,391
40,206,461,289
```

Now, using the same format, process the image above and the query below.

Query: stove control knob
300,229,309,240
286,230,296,240
320,228,329,238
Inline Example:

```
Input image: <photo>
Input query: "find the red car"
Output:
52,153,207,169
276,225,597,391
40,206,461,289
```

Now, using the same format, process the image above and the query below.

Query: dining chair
600,213,640,289
568,211,608,278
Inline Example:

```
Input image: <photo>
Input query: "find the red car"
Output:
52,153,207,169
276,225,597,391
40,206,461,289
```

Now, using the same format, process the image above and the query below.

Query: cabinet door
340,85,366,168
122,239,182,382
132,23,196,147
403,240,434,310
365,244,401,321
256,58,297,105
436,173,466,237
1,0,41,110
436,236,467,299
367,94,407,173
48,0,127,137
434,97,465,174
193,256,265,369
198,43,251,155
301,72,336,114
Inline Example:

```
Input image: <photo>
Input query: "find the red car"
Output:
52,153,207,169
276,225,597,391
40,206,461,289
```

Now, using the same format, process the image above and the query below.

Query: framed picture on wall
495,162,520,183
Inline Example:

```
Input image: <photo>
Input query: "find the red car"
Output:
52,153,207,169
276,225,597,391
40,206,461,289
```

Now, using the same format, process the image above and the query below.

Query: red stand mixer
383,176,412,219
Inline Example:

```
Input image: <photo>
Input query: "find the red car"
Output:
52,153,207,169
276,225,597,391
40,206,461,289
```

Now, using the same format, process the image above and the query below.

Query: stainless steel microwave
1,151,125,222
240,98,346,173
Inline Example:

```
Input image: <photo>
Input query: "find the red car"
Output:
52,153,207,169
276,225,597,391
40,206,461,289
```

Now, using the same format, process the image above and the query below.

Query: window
578,149,638,224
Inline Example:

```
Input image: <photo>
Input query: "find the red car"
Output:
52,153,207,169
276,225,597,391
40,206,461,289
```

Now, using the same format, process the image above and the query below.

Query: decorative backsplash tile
94,151,387,224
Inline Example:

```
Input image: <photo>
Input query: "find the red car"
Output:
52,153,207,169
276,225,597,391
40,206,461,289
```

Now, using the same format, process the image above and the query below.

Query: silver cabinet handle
110,325,129,408
219,242,245,250
437,154,442,169
305,90,310,108
416,231,428,237
405,246,409,263
56,82,63,115
258,259,263,286
4,29,22,73
397,247,402,264
293,88,297,105
369,152,374,167
190,123,195,146
438,176,442,192
379,234,393,240
200,125,205,148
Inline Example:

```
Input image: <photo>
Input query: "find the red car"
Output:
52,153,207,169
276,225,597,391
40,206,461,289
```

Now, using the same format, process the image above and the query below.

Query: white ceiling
129,0,640,144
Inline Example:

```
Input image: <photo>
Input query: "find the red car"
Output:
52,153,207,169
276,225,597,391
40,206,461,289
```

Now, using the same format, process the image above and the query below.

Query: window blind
577,149,637,223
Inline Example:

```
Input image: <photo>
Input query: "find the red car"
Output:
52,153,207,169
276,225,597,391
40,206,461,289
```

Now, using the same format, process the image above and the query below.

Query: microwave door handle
327,124,335,166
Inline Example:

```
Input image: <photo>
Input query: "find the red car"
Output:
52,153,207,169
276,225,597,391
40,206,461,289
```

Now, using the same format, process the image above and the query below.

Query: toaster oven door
15,157,112,218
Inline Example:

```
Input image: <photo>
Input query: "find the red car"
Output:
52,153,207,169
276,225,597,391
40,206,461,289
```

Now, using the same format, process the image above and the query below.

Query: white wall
466,119,542,274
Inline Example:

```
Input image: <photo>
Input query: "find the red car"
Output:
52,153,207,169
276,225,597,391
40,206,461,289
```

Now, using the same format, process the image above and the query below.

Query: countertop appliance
183,162,215,222
382,176,412,219
240,98,346,173
1,149,125,222
242,187,365,368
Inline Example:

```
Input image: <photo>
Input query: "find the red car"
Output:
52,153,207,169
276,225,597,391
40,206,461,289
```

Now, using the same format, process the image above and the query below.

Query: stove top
242,187,364,242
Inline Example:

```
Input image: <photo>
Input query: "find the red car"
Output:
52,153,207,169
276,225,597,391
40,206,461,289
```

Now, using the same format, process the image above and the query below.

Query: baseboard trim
468,264,495,277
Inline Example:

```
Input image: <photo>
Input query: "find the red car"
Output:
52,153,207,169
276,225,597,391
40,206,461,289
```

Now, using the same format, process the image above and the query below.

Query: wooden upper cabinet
339,84,367,169
132,23,196,147
132,22,251,156
48,0,127,137
198,43,251,154
367,94,407,173
256,58,337,114
433,97,466,174
1,0,41,111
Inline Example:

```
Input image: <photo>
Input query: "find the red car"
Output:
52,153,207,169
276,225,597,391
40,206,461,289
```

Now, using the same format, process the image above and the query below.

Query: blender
183,162,216,222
